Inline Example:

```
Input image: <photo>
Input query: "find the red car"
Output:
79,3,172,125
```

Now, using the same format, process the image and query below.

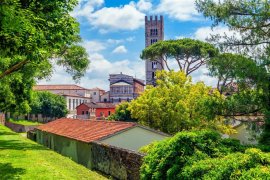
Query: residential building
145,15,164,86
33,85,93,116
109,73,145,103
76,102,115,119
100,91,109,102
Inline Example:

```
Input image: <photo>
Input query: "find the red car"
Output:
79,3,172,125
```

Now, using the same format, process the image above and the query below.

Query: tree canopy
0,0,89,113
129,70,231,134
108,102,137,122
141,38,218,75
31,91,68,119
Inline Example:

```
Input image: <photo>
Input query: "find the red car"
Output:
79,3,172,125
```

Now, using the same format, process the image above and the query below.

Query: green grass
7,119,41,126
0,125,107,180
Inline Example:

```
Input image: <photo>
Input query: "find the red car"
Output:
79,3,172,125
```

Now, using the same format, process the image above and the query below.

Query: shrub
140,130,244,180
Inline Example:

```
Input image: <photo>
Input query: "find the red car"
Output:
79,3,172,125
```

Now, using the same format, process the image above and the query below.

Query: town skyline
38,0,231,90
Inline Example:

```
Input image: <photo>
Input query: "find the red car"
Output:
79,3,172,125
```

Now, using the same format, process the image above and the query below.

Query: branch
0,60,29,79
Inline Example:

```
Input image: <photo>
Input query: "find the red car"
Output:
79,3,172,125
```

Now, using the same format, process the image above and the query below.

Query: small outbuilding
76,102,115,119
35,118,169,179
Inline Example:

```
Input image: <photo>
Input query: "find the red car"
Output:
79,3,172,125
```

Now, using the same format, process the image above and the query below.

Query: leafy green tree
0,0,89,113
208,53,267,94
31,91,68,118
129,70,230,134
196,0,270,56
196,0,270,145
108,102,137,122
141,38,218,75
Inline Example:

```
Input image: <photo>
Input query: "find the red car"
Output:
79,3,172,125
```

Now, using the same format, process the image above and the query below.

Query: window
76,99,78,107
152,72,155,79
119,98,121,102
93,92,97,95
127,98,129,102
73,99,75,110
104,98,107,102
108,111,111,115
151,39,158,45
69,99,71,110
150,29,158,36
86,111,89,115
152,61,158,69
82,111,84,115
80,99,82,105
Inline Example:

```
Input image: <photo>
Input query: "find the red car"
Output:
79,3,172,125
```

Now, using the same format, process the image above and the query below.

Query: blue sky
39,0,230,90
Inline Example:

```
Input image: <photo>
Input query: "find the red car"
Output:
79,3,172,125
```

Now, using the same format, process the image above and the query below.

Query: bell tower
145,15,164,86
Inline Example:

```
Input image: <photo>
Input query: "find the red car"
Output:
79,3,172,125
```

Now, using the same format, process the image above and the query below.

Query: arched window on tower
152,61,158,69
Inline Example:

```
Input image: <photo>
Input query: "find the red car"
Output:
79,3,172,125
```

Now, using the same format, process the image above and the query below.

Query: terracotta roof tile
34,85,86,91
36,118,136,143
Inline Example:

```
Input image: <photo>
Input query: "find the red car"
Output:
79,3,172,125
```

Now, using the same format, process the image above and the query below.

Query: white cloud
112,45,128,54
38,53,145,90
73,1,146,33
156,0,200,21
136,0,152,11
81,40,105,54
194,26,238,41
107,39,124,45
126,36,135,42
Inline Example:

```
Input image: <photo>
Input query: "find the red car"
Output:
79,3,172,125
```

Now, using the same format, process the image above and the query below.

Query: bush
181,148,270,179
140,130,245,180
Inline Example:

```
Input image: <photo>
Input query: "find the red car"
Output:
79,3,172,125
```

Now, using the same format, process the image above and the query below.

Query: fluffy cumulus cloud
194,26,238,41
81,40,105,54
156,0,200,21
72,0,148,33
112,45,128,54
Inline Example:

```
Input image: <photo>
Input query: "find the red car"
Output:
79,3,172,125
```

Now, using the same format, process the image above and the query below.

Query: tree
208,53,267,94
31,91,68,119
108,102,137,122
141,38,218,75
129,70,230,134
196,0,270,145
196,0,270,57
0,0,89,113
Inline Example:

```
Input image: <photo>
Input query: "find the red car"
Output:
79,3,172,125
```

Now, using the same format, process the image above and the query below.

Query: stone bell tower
145,15,164,86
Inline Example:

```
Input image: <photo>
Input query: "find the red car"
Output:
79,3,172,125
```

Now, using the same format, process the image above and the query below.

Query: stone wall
5,121,38,133
34,130,144,180
0,113,5,125
91,142,144,180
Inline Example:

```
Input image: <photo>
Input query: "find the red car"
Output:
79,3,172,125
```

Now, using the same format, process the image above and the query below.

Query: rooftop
34,85,86,91
36,118,136,143
78,102,115,109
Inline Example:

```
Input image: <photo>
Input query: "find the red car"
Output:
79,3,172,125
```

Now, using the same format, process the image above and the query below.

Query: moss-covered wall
36,130,92,169
36,130,143,180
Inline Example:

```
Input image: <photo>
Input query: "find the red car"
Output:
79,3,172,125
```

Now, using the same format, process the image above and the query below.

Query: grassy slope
7,119,41,126
0,125,107,180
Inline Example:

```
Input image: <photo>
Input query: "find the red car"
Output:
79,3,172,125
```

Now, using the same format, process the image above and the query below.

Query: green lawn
0,125,107,180
7,119,41,126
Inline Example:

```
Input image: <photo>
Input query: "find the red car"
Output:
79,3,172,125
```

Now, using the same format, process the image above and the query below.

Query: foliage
0,125,106,180
140,130,247,180
0,0,89,113
129,70,230,134
141,38,218,75
181,148,270,179
30,91,68,118
196,0,270,57
196,0,270,145
108,102,137,122
208,53,267,94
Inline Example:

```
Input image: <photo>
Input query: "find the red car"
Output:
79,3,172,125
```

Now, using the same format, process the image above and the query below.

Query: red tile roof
82,102,115,109
36,118,136,143
34,85,86,91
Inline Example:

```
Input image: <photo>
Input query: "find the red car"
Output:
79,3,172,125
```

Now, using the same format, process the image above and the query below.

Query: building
36,118,168,153
76,102,115,119
33,85,93,116
145,15,164,86
35,118,169,179
88,87,106,103
109,73,145,103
